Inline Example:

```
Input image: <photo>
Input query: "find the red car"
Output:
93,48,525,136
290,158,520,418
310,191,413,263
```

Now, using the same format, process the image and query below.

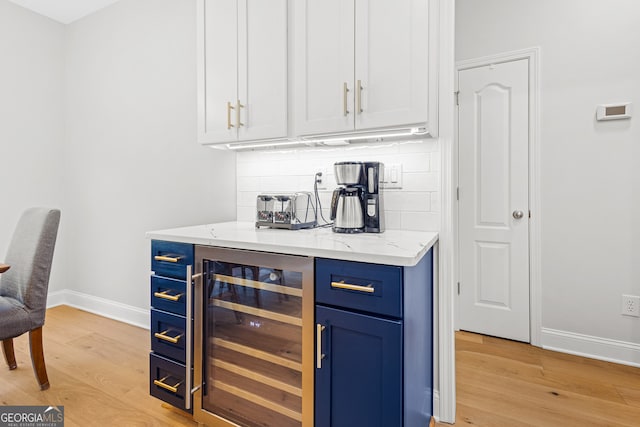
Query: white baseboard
47,289,150,330
541,327,640,368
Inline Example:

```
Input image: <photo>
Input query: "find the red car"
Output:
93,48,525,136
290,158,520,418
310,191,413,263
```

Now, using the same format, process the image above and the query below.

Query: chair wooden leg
2,339,17,370
29,327,50,390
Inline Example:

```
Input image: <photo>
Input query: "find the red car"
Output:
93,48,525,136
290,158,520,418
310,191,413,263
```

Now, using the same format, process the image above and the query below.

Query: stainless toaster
256,192,317,230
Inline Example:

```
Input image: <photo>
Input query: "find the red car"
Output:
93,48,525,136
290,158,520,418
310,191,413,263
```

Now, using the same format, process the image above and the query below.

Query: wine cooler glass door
194,247,313,427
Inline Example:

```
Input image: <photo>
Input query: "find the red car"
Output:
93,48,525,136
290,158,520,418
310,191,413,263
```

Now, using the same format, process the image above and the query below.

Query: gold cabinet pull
153,376,182,394
331,280,375,293
227,101,235,129
356,79,363,113
153,290,183,302
236,100,244,127
154,330,183,344
154,255,182,263
343,82,350,116
316,324,326,369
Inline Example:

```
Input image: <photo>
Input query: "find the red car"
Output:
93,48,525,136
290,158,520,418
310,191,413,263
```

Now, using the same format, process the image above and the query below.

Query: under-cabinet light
225,140,306,150
312,126,429,145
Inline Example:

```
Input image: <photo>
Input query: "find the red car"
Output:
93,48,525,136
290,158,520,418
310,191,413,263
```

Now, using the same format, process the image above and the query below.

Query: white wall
0,1,66,291
60,0,235,316
236,140,441,232
457,0,640,363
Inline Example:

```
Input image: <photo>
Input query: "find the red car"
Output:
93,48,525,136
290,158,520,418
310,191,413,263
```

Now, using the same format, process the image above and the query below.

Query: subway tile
401,211,441,232
384,211,402,230
237,206,255,222
235,141,441,231
402,172,440,192
383,191,431,212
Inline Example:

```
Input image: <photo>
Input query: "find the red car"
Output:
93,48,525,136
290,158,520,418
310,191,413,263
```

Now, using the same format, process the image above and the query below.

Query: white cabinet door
238,0,288,141
198,0,238,144
354,0,429,130
295,0,431,137
198,0,288,145
294,0,355,136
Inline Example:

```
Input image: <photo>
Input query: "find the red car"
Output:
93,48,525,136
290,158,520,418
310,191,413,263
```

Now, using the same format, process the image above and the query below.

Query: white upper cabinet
294,0,435,137
197,0,288,145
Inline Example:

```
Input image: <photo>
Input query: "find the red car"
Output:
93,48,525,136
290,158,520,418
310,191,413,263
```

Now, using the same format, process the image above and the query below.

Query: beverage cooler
193,246,314,427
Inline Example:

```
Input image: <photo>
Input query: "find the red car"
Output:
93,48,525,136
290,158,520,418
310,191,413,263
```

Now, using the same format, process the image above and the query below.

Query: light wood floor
0,305,196,427
438,331,640,426
2,306,639,426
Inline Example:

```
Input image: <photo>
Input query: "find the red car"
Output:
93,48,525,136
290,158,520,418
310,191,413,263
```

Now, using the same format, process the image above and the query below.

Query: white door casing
458,59,530,342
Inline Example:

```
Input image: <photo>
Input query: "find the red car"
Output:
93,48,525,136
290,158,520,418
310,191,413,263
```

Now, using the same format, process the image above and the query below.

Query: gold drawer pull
154,330,183,344
154,376,182,394
154,255,182,263
236,100,244,127
227,101,235,129
343,82,350,116
331,281,375,293
154,290,183,302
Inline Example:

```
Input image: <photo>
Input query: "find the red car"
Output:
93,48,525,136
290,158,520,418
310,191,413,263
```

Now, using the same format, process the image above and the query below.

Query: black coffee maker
331,161,384,233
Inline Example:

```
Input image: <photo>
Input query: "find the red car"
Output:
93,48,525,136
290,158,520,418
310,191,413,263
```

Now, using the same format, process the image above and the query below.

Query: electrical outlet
621,294,640,317
381,163,403,189
315,168,328,190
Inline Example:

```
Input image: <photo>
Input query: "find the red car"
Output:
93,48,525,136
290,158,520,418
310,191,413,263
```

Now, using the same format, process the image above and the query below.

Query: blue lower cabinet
150,353,191,411
315,305,402,427
315,248,433,427
150,309,187,363
149,240,194,413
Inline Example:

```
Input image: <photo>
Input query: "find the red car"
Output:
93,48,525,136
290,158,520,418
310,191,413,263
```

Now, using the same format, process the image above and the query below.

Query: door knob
512,210,524,219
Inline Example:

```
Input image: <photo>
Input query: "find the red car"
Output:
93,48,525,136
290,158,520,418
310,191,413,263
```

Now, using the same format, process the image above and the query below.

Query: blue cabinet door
315,305,402,427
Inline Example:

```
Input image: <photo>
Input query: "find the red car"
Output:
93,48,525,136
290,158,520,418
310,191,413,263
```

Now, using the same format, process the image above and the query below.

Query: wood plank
213,358,302,397
213,337,302,371
436,331,640,427
215,274,303,297
0,306,197,427
211,299,302,326
213,380,302,422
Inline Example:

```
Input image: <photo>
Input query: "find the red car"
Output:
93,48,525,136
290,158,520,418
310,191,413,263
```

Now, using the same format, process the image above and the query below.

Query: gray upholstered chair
0,208,60,390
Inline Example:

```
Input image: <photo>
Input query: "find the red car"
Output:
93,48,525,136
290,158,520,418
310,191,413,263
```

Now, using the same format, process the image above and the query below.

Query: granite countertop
146,221,438,267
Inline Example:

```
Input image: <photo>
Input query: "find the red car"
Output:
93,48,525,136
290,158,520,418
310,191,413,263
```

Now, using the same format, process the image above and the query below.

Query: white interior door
458,59,530,342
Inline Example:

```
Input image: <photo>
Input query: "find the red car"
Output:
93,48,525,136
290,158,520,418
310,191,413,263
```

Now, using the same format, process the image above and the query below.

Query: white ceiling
9,0,121,24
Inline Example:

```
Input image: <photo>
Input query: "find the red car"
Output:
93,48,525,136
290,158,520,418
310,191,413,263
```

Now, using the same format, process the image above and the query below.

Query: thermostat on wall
596,102,632,121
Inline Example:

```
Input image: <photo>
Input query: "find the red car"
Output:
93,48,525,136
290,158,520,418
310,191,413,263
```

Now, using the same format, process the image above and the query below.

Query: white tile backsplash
236,139,441,231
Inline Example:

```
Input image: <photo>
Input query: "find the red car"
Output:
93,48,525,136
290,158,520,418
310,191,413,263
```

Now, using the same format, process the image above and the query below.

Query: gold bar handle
343,82,350,116
154,330,183,344
357,79,363,113
316,324,325,369
154,290,183,302
153,376,182,394
154,255,182,263
227,101,235,129
236,100,244,127
331,280,375,293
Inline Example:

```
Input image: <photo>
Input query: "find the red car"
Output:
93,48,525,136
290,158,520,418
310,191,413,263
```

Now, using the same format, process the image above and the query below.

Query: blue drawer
316,258,403,318
151,309,187,363
149,353,191,412
151,240,194,280
151,275,187,316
